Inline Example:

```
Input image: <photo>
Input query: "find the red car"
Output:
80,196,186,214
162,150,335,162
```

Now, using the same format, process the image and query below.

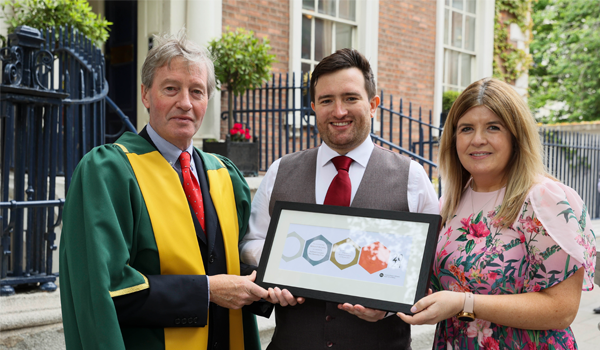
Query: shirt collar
146,123,196,169
317,136,374,169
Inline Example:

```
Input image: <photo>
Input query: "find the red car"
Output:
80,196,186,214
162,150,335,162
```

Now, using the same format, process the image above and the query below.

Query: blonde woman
399,78,596,349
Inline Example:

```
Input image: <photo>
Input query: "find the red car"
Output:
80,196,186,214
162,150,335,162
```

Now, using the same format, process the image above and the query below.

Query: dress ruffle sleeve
525,177,596,291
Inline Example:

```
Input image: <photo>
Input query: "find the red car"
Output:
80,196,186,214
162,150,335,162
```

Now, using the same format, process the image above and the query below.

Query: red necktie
324,156,353,207
179,151,205,231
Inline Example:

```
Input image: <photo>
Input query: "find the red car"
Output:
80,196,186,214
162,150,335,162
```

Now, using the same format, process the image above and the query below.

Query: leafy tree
529,0,600,123
0,0,111,45
208,27,276,134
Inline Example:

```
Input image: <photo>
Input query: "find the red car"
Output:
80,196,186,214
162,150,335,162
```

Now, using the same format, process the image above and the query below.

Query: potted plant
203,123,259,176
205,27,275,175
440,90,461,129
207,27,276,133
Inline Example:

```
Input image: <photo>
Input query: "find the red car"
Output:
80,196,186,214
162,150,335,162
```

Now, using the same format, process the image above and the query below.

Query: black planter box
203,140,259,177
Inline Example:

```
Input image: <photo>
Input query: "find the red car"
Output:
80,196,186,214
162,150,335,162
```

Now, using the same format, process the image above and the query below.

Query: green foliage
208,27,276,96
442,90,461,112
529,0,600,123
493,0,533,83
0,0,111,45
208,27,276,132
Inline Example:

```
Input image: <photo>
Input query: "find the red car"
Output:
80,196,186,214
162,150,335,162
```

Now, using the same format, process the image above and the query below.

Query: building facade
1,0,498,140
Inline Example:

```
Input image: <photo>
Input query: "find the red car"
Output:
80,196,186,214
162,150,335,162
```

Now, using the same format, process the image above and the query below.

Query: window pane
451,12,463,48
318,0,336,16
465,15,475,51
466,0,476,14
302,15,312,59
336,23,352,51
447,50,459,86
303,0,315,11
452,0,463,10
460,53,472,87
302,62,311,75
444,9,449,45
314,18,333,61
445,0,449,6
339,0,356,21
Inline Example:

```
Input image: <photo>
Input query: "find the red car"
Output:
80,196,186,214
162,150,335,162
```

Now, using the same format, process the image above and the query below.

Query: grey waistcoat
267,145,412,350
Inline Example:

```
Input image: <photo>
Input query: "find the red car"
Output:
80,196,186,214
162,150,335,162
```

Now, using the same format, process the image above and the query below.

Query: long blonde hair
439,78,551,228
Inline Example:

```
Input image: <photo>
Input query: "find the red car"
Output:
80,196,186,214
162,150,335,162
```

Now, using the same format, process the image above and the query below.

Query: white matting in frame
256,201,441,313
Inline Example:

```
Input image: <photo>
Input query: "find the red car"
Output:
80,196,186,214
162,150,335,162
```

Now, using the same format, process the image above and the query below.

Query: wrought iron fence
540,129,600,219
0,25,133,295
225,74,600,219
225,73,441,191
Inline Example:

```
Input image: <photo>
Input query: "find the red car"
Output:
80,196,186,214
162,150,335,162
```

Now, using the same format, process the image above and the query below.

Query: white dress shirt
239,137,440,266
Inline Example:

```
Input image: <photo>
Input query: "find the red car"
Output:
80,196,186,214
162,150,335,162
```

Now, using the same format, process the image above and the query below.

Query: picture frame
255,201,441,314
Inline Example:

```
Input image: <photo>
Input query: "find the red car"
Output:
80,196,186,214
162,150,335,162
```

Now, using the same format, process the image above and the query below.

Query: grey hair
141,30,216,99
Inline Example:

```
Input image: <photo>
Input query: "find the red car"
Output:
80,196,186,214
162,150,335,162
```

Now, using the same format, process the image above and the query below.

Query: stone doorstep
0,290,62,332
0,323,65,350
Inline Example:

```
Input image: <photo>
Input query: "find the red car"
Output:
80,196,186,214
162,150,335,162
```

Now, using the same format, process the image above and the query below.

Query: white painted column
187,0,223,140
136,0,222,138
433,0,445,128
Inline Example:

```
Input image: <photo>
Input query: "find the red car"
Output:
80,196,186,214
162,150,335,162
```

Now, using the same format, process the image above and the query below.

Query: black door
105,0,138,142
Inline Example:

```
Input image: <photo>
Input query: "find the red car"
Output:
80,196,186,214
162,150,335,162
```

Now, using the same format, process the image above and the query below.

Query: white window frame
299,2,358,73
433,0,495,126
290,0,379,85
289,0,379,129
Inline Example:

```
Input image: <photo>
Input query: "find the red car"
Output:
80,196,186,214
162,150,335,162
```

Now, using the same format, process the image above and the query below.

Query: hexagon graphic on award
358,241,390,274
330,238,361,270
302,235,332,266
281,231,305,262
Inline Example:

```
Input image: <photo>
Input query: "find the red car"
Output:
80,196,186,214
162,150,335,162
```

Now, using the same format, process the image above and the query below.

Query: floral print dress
432,177,596,350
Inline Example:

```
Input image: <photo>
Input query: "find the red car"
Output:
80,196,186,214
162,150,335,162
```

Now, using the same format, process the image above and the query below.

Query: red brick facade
222,0,289,74
377,0,436,116
218,0,439,178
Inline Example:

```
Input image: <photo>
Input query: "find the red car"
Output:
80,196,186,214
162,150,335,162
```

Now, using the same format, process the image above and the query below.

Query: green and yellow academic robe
59,131,260,350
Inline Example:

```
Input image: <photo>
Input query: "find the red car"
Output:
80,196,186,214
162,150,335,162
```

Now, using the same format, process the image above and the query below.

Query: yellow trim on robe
205,156,244,350
126,150,209,350
109,273,149,297
121,148,246,350
113,143,129,153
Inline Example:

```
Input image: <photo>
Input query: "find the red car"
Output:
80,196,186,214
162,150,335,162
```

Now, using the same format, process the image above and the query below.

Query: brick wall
219,0,290,140
222,0,289,74
217,0,440,178
377,0,439,178
377,0,436,116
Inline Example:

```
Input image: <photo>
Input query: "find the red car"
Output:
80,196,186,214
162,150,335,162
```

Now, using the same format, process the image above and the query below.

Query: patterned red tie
324,156,354,207
179,151,205,231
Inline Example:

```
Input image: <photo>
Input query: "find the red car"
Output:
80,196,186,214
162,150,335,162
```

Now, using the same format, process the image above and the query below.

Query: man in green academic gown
60,31,269,350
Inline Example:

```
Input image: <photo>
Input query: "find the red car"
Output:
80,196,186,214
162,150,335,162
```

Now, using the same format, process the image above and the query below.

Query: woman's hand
398,269,583,330
397,290,464,325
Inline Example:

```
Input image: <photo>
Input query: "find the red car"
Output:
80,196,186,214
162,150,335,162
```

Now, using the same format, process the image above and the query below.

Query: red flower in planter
230,123,252,142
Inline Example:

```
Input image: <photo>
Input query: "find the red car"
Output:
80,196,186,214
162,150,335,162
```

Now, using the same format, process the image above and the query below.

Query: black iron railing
0,25,132,296
224,73,442,193
540,129,600,219
224,74,600,219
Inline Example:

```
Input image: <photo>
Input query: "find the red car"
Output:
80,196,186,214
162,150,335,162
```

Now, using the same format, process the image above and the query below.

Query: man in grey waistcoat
239,48,439,349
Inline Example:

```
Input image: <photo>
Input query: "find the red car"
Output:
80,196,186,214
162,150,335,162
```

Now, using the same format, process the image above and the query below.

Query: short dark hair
310,48,376,102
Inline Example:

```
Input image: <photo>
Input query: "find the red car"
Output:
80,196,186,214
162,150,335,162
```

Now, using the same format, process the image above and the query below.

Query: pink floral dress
432,177,596,350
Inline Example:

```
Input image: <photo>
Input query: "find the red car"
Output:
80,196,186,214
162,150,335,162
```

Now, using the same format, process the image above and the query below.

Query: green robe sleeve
59,144,153,350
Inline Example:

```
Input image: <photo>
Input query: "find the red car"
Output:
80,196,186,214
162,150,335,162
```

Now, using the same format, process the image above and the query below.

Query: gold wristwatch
456,292,475,322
